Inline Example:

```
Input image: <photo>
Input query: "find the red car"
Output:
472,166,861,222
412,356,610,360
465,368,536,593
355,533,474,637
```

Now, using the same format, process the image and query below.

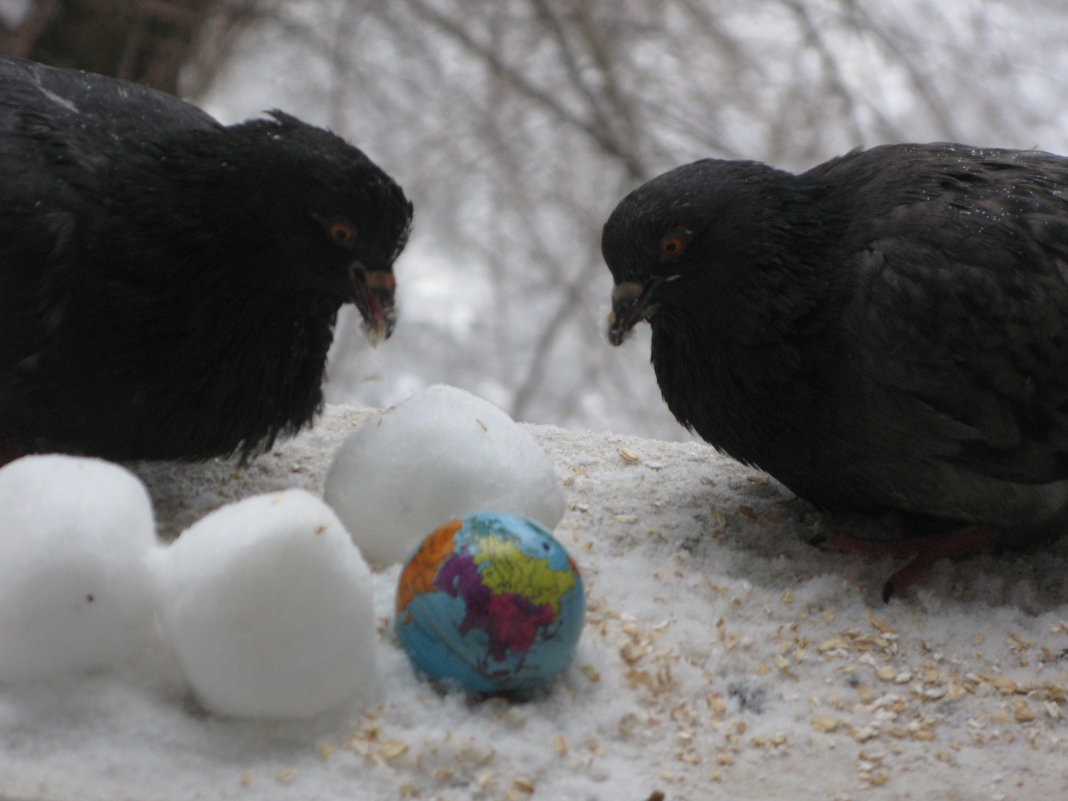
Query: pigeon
602,142,1068,598
0,54,412,462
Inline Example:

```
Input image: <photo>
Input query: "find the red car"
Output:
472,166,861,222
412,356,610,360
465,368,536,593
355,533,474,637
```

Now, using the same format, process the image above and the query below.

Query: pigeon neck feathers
622,160,851,477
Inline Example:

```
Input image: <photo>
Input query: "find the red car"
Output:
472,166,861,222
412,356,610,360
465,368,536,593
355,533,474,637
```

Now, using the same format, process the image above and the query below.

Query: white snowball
324,383,565,566
0,455,157,681
154,490,376,719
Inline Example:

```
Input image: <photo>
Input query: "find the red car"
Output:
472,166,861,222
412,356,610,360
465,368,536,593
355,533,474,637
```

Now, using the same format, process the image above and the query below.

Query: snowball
324,384,566,566
0,455,157,682
154,490,376,718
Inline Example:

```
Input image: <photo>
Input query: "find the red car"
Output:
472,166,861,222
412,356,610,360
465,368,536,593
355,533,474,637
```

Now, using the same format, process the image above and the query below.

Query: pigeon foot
819,520,1000,602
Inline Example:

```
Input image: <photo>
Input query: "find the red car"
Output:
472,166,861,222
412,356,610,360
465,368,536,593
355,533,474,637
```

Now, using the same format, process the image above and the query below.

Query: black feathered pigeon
0,54,412,462
603,143,1068,598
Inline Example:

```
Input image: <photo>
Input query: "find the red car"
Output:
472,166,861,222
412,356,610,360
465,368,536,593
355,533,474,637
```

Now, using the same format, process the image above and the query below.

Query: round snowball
154,490,376,718
0,455,157,681
324,384,566,566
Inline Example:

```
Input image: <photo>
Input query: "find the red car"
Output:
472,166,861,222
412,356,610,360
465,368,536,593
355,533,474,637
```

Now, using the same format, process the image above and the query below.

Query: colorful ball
395,511,584,693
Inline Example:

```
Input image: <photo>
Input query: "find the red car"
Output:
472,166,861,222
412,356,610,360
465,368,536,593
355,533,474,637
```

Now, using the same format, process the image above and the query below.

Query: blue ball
395,511,585,693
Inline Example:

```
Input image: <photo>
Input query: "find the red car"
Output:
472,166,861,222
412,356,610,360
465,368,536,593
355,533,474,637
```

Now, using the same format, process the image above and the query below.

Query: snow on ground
1,404,1067,801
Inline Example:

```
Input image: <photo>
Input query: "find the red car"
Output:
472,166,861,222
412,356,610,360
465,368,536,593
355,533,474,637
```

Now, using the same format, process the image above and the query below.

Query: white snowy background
1,404,1067,801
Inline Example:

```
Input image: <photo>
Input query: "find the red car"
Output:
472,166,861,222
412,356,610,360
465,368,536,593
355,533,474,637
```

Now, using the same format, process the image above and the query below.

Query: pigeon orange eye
659,234,686,257
326,221,356,246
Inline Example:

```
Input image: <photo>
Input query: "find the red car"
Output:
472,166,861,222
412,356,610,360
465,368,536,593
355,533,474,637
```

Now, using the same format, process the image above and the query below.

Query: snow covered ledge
3,404,1068,800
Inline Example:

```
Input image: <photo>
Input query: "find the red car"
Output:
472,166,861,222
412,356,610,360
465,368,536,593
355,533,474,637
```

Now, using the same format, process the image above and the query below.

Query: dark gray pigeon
0,54,412,463
602,142,1068,599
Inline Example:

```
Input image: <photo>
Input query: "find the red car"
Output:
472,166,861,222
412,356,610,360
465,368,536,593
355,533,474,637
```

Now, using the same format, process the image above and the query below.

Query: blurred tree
11,0,1068,439
0,0,269,94
202,0,1066,439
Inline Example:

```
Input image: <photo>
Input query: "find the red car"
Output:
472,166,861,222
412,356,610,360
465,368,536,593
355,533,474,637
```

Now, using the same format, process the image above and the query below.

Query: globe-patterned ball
395,511,585,693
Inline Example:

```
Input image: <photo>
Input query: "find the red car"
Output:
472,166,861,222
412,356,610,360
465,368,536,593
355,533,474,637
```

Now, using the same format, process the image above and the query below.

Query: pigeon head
219,111,413,344
136,110,413,345
601,159,795,345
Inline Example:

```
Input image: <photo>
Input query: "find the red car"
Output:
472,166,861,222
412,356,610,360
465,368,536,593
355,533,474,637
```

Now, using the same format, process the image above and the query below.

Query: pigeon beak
349,261,396,346
608,278,663,346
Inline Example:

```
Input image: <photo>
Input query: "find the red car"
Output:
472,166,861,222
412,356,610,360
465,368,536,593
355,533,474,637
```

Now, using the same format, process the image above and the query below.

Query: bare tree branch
202,0,1068,438
397,0,648,179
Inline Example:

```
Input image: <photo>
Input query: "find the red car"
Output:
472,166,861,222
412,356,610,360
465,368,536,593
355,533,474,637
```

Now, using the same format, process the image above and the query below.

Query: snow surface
2,404,1068,800
324,384,565,566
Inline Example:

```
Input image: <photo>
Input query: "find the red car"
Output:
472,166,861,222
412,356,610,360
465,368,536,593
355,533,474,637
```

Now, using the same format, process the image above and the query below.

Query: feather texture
0,55,412,461
603,143,1068,547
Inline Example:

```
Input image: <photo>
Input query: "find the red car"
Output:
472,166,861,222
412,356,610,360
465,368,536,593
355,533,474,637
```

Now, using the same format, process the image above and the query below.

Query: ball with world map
395,511,585,693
